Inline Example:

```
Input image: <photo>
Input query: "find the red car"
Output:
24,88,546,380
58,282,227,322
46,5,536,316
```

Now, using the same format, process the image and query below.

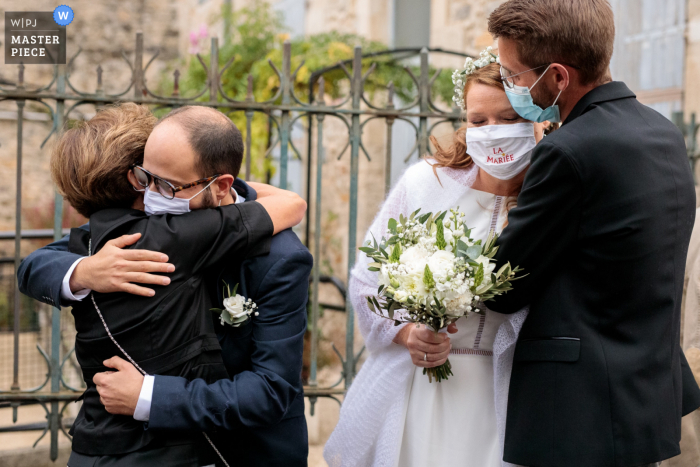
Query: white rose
223,295,248,320
393,290,409,302
400,245,430,274
427,250,455,278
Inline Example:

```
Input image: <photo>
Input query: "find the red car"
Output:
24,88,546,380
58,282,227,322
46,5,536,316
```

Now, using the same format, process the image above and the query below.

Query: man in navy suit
18,106,311,466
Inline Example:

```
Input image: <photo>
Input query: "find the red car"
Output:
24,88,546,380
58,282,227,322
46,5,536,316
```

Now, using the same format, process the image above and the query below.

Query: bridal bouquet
360,208,523,382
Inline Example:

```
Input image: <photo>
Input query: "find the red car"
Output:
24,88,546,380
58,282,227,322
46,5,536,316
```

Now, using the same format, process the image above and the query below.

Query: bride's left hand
395,323,458,368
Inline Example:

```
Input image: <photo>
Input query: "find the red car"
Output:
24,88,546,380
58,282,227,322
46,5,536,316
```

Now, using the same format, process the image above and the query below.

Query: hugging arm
17,228,85,308
17,185,305,303
147,248,312,430
488,141,582,314
250,182,307,234
17,225,175,304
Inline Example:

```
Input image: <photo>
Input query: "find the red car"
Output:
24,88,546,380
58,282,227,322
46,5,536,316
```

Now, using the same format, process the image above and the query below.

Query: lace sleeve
350,174,411,354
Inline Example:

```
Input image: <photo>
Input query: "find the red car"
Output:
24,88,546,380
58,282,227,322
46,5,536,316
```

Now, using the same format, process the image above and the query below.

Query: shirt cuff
60,257,91,301
133,375,155,422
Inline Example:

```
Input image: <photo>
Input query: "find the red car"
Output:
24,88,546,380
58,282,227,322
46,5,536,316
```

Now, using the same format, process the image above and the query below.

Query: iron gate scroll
0,32,472,460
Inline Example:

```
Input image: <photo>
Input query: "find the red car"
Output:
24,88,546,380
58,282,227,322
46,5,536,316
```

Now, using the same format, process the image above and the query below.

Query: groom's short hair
488,0,615,85
156,106,244,178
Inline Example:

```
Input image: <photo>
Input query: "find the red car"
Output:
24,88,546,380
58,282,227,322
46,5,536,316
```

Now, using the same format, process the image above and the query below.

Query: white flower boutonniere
211,282,258,327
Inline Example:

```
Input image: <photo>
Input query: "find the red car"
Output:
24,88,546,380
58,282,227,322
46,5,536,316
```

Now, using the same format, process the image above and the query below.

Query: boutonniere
211,282,258,327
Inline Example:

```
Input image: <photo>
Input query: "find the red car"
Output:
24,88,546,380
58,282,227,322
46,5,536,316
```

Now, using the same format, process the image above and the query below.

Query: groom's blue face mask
502,64,565,123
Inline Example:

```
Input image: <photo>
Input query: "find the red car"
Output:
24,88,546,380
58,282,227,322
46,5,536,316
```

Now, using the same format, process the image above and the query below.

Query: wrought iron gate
0,32,470,460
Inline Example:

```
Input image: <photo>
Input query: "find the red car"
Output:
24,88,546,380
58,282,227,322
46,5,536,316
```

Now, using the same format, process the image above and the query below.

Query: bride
324,53,549,467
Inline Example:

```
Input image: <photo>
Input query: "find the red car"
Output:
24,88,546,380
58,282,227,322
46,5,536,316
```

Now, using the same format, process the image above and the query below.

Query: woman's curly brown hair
50,103,157,218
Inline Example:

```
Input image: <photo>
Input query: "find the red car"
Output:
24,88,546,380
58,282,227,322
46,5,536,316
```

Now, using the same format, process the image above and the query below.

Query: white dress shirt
60,256,91,302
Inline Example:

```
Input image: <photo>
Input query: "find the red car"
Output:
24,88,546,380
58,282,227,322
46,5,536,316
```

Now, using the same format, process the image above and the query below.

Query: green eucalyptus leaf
388,218,398,234
466,245,482,259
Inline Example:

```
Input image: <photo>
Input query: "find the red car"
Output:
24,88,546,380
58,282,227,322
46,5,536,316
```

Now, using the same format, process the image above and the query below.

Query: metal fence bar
278,41,292,190
307,79,326,416
12,95,25,396
48,63,68,462
0,229,71,240
344,47,363,389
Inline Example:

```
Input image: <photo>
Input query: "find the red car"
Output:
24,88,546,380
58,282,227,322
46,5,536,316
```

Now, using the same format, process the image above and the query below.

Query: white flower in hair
452,46,499,111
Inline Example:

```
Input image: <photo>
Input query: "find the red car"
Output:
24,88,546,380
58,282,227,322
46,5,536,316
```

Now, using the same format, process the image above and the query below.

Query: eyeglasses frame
500,62,582,89
131,164,221,200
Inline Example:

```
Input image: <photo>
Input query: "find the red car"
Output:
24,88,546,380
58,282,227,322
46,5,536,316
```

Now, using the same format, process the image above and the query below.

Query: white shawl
324,160,528,467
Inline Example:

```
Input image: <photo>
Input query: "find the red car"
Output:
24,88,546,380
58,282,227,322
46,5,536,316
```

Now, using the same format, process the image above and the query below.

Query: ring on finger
424,352,428,361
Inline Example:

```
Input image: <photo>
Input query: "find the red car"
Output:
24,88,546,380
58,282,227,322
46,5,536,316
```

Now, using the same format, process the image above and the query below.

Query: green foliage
435,220,446,250
389,242,402,263
423,264,435,289
164,0,456,180
474,262,484,288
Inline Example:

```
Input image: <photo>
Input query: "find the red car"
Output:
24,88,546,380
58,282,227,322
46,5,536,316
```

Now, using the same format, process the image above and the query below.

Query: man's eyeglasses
500,62,581,89
131,165,221,200
500,64,549,89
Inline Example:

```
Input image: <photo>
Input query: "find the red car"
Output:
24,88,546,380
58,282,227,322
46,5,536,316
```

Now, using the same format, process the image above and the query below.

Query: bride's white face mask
465,122,537,180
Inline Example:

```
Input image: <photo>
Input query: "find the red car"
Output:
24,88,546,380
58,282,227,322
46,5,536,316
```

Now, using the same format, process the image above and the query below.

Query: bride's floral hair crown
451,46,500,111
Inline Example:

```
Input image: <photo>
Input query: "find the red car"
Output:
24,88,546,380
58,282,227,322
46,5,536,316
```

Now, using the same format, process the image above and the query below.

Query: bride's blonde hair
429,62,504,173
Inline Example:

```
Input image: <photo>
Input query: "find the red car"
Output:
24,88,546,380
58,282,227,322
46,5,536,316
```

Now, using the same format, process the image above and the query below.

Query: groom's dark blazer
17,180,311,467
490,82,700,467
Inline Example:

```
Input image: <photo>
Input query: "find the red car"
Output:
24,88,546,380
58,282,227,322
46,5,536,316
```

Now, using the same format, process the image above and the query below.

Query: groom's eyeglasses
500,63,582,89
500,64,549,89
131,165,221,200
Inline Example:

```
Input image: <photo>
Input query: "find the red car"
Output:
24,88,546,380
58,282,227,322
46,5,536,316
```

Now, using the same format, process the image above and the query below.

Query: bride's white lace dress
396,186,507,467
324,160,528,467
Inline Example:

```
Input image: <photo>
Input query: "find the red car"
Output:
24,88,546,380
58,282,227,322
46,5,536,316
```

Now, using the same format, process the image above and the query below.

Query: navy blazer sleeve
148,247,312,430
17,224,89,308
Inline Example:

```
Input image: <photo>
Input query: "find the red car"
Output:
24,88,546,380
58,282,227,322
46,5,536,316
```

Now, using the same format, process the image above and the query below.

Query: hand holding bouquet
360,208,523,382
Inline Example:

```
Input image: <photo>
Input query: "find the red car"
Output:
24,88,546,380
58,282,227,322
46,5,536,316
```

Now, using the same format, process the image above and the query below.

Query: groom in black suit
481,1,700,466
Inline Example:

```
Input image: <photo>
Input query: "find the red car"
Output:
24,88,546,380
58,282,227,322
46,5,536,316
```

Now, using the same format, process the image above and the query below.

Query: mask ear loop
528,64,552,91
529,64,567,109
187,177,220,201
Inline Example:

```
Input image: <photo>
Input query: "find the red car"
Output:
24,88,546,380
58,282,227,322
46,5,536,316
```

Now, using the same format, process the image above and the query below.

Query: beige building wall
686,0,700,120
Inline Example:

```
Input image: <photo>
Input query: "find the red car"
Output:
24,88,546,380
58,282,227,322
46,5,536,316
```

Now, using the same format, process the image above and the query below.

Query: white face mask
143,178,218,216
466,123,537,180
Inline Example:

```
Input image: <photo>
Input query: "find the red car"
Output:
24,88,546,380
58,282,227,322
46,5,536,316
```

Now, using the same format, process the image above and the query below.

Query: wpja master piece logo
4,6,73,65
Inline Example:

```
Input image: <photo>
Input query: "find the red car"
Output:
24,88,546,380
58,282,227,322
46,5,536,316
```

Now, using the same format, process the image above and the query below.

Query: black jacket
67,202,273,458
147,182,312,466
489,82,700,467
